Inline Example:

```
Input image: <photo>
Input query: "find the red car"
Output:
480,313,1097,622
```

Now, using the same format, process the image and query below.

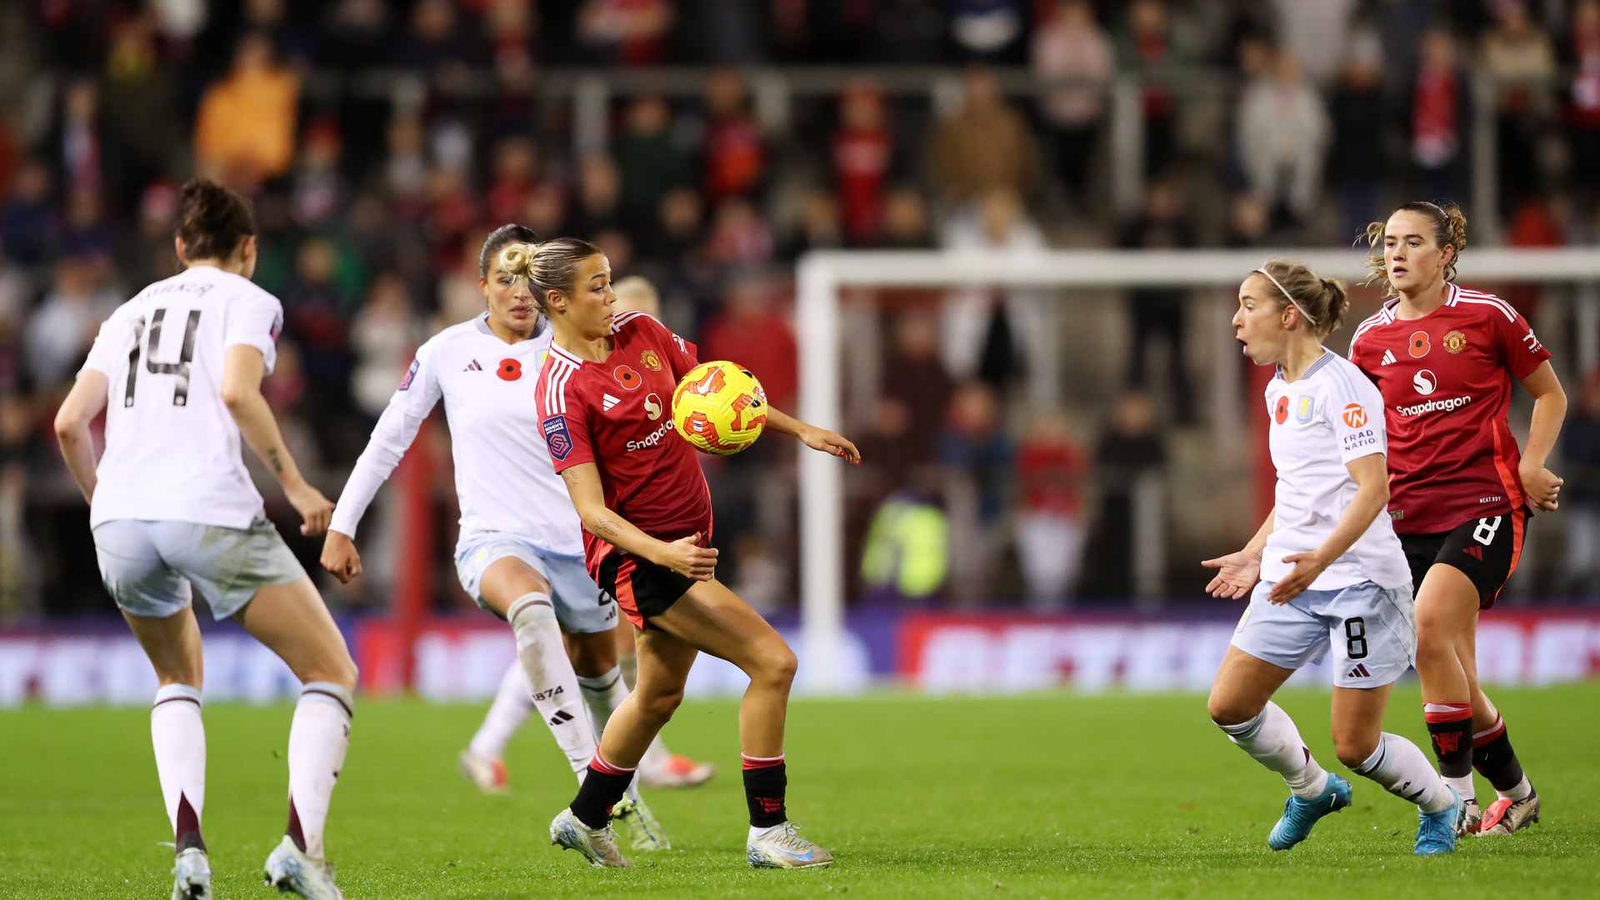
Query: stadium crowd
4,0,1600,619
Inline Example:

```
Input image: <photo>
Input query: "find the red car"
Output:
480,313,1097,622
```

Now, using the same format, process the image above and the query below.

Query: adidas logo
1464,545,1484,561
463,360,483,372
602,393,621,411
548,710,575,726
1381,350,1396,366
1345,663,1371,679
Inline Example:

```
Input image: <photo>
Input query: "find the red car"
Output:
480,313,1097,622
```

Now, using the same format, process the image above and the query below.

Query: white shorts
93,516,306,620
454,533,618,634
1231,579,1416,689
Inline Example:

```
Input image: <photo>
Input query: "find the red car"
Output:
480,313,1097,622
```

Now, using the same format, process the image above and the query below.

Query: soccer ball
671,361,768,455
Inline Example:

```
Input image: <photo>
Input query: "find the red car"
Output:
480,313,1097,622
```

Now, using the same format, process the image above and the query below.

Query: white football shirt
330,314,584,556
80,265,284,530
1261,349,1411,590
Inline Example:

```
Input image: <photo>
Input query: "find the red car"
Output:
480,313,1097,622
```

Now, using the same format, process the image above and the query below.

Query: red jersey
1348,284,1552,534
535,311,713,571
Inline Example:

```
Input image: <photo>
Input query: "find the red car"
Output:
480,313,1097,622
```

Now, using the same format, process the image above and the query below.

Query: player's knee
1413,625,1454,669
635,684,684,726
1333,731,1378,769
751,641,798,690
303,651,359,693
1206,693,1255,728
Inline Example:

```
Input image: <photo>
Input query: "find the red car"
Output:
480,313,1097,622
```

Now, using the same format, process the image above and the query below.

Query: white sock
151,684,206,850
576,666,628,743
1218,701,1330,798
749,821,788,841
1352,732,1456,814
1443,774,1477,801
287,682,352,860
1501,775,1533,802
468,662,535,760
509,593,595,781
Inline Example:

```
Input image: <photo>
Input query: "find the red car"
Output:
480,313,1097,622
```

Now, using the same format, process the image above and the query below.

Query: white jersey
80,265,283,530
1261,349,1410,590
330,314,584,556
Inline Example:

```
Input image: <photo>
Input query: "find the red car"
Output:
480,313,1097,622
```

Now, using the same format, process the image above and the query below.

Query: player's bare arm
1269,454,1390,605
221,344,333,535
558,462,718,580
1518,360,1567,512
762,406,862,464
1202,505,1272,600
53,370,110,503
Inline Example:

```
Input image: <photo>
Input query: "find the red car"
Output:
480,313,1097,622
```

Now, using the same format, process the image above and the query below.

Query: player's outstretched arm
1201,506,1271,600
53,371,109,504
1269,455,1389,605
221,344,333,536
1518,361,1567,512
762,406,862,464
558,462,719,581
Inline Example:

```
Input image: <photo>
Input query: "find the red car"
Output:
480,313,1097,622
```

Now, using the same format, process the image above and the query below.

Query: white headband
1254,268,1318,326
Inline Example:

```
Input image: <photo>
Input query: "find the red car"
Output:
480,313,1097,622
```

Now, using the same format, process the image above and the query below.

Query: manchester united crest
1443,329,1467,354
640,349,663,371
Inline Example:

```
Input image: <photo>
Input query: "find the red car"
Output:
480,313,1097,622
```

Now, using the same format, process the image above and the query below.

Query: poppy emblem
614,364,642,391
1342,403,1368,428
1274,395,1289,424
498,358,522,381
1444,330,1467,354
640,350,663,371
1408,330,1430,358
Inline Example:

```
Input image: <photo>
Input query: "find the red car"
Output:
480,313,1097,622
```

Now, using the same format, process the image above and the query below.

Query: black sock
571,760,633,829
1425,707,1475,781
1472,718,1526,793
743,762,787,828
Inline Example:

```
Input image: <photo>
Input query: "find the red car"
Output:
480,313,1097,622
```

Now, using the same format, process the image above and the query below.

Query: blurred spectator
523,182,569,240
1236,48,1329,227
52,78,104,200
702,198,774,272
292,120,348,229
1014,412,1088,610
321,0,392,71
938,187,1047,395
24,253,119,387
640,185,704,265
115,182,180,290
1268,0,1357,86
384,114,429,212
700,275,797,411
351,274,417,417
193,32,300,185
573,155,624,236
2,160,60,267
1560,369,1600,599
880,187,934,249
867,311,954,475
859,490,949,604
1224,191,1271,248
700,70,767,202
612,276,661,317
1119,179,1197,423
929,68,1039,211
1116,0,1183,175
485,136,540,226
1080,390,1168,599
939,381,1014,525
950,0,1027,64
615,97,693,228
781,189,844,259
833,80,894,245
1482,0,1557,214
1031,0,1113,208
396,0,478,78
100,17,184,214
1408,28,1472,202
1329,29,1389,241
578,0,675,66
1567,0,1600,201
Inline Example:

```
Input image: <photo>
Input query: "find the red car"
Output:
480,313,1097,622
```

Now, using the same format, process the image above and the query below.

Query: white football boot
746,821,834,869
170,847,212,900
612,788,671,851
263,835,345,899
549,808,631,867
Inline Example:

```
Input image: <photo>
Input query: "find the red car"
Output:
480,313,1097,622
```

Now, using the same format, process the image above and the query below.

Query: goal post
796,248,1600,692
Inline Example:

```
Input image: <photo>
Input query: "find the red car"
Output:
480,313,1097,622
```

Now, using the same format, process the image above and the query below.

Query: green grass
3,684,1599,898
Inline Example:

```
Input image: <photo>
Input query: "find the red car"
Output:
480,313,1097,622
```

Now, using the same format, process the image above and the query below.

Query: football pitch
4,684,1598,899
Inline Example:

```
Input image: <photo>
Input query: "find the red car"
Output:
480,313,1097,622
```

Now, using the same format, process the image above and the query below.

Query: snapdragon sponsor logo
626,420,674,451
1396,394,1473,417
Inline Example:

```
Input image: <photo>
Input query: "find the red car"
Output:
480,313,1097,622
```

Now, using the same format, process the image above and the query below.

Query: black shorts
1398,507,1528,610
596,551,693,630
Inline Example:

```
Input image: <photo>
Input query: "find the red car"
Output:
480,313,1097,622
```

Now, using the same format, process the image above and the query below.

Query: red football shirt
1348,284,1552,534
534,311,713,570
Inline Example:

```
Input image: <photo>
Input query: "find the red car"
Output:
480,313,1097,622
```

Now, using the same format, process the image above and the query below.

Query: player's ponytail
1254,258,1349,338
1362,201,1468,297
478,223,539,279
177,178,255,262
